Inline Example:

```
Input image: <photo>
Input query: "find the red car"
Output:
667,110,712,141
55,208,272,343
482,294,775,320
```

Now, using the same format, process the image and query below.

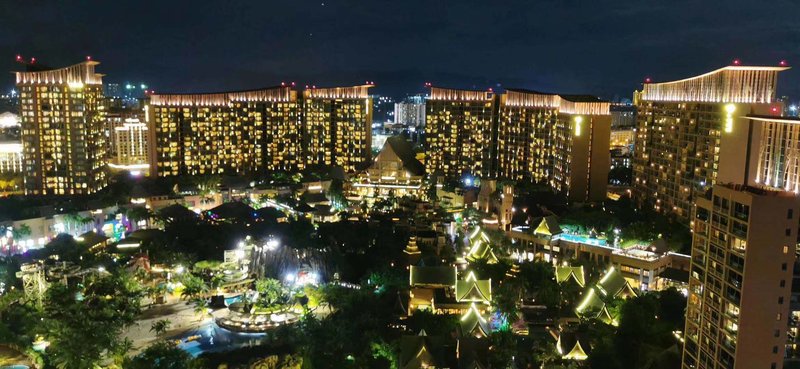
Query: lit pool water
171,321,266,357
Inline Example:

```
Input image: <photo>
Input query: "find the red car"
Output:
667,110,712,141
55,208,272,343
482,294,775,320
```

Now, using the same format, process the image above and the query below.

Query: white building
394,101,425,127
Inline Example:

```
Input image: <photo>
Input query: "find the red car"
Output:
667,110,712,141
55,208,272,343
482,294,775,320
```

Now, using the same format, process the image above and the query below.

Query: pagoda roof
534,215,562,236
459,304,491,338
455,272,492,303
384,136,425,176
158,203,197,221
557,331,591,360
555,266,586,287
206,201,256,220
596,266,637,299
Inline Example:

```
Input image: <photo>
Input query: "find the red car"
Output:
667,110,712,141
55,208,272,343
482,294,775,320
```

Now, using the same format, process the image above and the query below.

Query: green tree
150,319,172,338
125,340,204,369
11,223,31,240
180,274,208,300
255,278,287,307
44,273,142,369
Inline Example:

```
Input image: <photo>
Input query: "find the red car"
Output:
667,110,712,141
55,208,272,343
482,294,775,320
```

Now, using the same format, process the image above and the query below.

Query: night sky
2,0,799,100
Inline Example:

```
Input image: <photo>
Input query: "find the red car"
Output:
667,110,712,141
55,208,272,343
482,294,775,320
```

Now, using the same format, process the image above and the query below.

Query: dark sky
2,0,799,100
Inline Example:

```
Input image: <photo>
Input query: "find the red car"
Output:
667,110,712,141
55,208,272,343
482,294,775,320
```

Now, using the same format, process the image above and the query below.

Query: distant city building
105,83,122,98
684,184,799,369
16,60,107,195
498,89,611,202
0,142,23,173
633,64,788,221
425,87,496,180
394,100,425,127
0,112,18,128
610,104,636,128
109,118,149,176
371,95,394,123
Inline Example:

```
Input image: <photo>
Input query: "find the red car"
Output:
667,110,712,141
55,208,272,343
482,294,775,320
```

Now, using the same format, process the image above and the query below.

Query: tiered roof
555,266,586,287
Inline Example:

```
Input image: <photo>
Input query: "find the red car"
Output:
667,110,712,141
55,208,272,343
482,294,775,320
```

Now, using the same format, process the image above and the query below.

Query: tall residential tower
16,61,107,195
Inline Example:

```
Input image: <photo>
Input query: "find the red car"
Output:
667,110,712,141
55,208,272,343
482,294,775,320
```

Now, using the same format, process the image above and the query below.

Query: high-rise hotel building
633,64,788,221
425,87,496,180
148,86,301,176
148,85,371,176
16,61,107,195
498,89,610,202
425,86,610,202
303,85,373,172
685,184,799,369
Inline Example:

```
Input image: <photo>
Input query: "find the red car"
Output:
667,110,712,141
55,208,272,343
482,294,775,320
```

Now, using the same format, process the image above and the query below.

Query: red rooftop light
15,55,21,61
644,77,652,83
86,55,92,61
780,60,789,66
732,59,741,65
30,57,36,63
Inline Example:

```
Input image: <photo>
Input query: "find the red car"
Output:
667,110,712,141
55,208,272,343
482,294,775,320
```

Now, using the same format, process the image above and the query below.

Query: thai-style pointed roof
459,304,491,338
555,266,586,287
399,334,454,369
534,215,562,236
596,266,637,299
455,272,492,303
557,332,590,360
465,238,499,264
158,203,197,221
575,288,614,325
457,337,489,369
383,136,425,176
404,236,421,255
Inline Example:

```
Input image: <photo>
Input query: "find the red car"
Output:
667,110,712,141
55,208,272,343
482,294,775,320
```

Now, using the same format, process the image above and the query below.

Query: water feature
170,321,266,357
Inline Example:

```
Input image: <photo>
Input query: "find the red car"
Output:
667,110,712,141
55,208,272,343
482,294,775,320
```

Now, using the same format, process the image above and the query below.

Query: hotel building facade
148,85,372,177
684,184,798,369
633,65,788,221
497,89,610,202
148,86,301,176
425,87,496,180
16,61,108,195
425,86,611,202
303,85,373,172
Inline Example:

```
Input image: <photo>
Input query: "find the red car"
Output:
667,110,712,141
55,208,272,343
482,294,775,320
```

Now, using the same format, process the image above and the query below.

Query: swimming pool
556,233,608,246
0,365,30,369
171,321,266,357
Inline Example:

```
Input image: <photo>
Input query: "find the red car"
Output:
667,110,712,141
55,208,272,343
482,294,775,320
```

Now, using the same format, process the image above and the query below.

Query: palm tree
191,298,209,321
150,319,172,338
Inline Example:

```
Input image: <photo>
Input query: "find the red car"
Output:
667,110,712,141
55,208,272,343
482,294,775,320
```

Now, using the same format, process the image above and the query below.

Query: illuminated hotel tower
303,85,373,172
684,184,799,369
16,60,108,195
633,64,789,221
148,86,302,176
425,86,497,179
498,89,611,202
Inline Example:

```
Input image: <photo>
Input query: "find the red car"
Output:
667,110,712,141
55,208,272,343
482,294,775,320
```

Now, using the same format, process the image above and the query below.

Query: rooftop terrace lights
428,86,493,101
641,65,790,104
15,60,103,85
304,84,372,99
149,86,296,107
504,89,611,115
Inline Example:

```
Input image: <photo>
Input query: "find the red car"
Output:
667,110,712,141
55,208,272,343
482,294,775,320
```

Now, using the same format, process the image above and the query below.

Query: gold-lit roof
641,65,789,104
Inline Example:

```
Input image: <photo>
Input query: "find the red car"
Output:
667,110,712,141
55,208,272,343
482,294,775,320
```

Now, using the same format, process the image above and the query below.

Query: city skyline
2,1,800,100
